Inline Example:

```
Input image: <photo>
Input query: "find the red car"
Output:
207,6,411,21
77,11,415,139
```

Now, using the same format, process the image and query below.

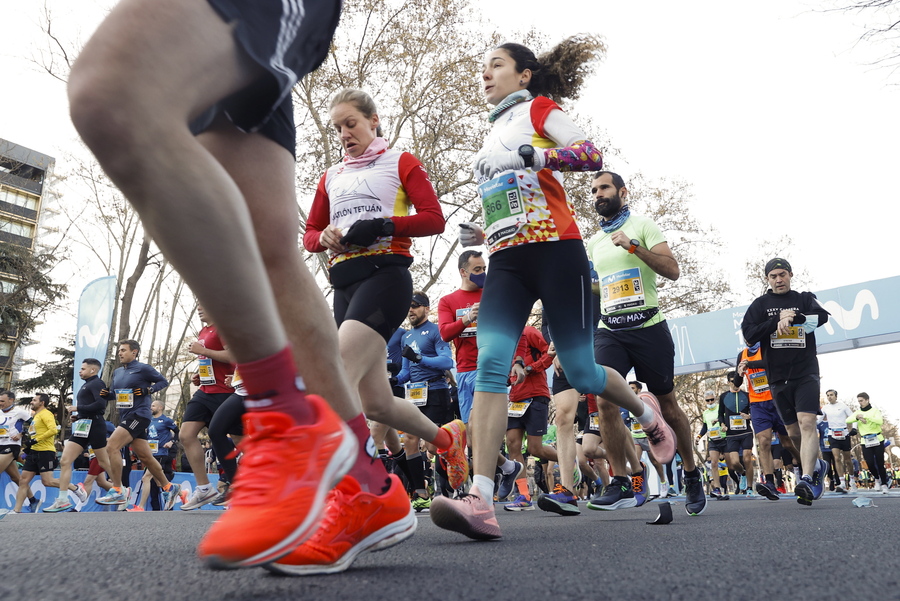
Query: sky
2,1,899,420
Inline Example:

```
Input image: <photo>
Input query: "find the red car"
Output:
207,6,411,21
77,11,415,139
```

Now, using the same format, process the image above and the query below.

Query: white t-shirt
821,402,853,431
0,406,31,445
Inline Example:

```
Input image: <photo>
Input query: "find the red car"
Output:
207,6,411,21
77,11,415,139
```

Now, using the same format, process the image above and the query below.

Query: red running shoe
197,395,356,569
266,474,416,575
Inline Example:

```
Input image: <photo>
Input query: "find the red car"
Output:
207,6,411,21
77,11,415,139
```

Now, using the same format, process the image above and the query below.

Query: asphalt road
3,491,899,601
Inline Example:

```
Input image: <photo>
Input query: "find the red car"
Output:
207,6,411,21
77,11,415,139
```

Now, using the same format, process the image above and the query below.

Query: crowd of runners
0,0,894,580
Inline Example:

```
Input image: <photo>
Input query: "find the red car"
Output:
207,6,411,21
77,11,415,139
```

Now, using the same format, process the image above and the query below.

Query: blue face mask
469,272,486,288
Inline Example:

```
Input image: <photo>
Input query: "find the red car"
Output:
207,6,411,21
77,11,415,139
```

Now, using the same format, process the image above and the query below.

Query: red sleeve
438,296,466,342
530,96,563,139
302,172,331,253
393,153,445,237
524,327,553,372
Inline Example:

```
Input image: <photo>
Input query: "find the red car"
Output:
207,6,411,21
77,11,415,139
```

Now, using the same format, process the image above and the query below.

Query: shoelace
307,487,347,542
644,422,666,444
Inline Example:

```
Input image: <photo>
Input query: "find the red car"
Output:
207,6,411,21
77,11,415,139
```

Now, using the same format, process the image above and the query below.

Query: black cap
764,257,792,276
411,292,430,307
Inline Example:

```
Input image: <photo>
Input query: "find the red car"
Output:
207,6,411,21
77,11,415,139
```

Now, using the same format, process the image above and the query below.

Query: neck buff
343,136,389,168
600,205,631,234
488,90,533,123
860,404,872,412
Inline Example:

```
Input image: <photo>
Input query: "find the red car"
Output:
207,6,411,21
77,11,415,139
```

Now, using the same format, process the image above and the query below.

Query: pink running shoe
638,392,676,464
430,493,501,540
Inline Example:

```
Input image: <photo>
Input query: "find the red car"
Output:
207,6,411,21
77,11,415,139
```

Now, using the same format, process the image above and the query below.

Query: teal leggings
475,240,607,395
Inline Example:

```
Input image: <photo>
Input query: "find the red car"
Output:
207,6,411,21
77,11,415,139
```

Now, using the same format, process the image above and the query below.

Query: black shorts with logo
119,415,151,440
0,444,20,456
204,0,342,134
22,449,58,474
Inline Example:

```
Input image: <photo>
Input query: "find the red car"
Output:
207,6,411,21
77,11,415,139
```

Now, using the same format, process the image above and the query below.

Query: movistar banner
73,276,116,396
668,275,900,375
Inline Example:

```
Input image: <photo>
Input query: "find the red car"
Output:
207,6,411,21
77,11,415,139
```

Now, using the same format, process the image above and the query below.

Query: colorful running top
304,146,444,267
475,96,595,255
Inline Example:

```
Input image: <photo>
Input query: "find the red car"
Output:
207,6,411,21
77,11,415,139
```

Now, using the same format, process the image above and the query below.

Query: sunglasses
410,303,423,309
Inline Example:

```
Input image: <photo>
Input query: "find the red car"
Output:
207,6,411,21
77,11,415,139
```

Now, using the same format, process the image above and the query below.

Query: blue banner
74,276,117,396
667,275,900,374
0,470,224,512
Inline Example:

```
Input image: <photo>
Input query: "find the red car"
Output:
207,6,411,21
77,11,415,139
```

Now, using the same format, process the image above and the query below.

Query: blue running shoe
632,465,648,507
811,458,828,500
537,483,580,515
503,495,535,511
96,488,127,505
739,474,747,492
755,481,781,501
795,475,814,506
497,461,523,501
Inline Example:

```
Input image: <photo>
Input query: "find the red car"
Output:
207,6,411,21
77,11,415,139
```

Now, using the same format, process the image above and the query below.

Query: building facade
0,138,55,389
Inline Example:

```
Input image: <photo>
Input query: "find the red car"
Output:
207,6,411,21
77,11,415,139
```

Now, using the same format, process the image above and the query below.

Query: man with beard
584,171,707,516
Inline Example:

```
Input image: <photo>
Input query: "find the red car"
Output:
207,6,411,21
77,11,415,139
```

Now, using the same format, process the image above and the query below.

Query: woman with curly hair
430,37,678,540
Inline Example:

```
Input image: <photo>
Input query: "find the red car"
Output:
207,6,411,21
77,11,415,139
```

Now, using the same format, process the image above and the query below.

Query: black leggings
862,443,889,486
207,393,245,484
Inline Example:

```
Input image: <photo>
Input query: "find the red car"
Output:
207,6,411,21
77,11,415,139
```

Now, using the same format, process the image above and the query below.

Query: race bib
601,268,645,314
864,434,881,448
829,428,847,440
149,440,159,454
72,419,91,438
479,172,527,245
729,415,747,431
588,412,600,432
456,308,477,337
115,389,134,409
507,399,532,418
631,420,643,434
708,425,725,440
197,357,216,386
770,327,806,348
405,382,428,407
748,370,770,393
0,426,8,438
824,437,831,449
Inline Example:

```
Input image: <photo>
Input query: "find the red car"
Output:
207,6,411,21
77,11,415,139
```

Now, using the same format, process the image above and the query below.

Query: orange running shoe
266,474,417,576
436,419,468,490
197,394,356,569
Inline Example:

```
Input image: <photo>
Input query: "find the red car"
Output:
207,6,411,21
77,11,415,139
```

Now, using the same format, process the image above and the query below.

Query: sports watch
518,144,535,169
627,239,641,254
